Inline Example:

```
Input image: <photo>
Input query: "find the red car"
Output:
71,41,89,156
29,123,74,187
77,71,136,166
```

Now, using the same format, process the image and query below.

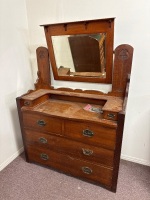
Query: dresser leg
111,112,125,192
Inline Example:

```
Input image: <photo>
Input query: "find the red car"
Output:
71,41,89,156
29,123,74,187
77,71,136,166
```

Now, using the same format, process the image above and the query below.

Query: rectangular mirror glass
52,33,106,78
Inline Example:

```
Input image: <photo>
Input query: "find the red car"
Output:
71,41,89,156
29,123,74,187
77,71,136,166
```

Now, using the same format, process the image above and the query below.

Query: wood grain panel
111,44,133,97
35,47,52,89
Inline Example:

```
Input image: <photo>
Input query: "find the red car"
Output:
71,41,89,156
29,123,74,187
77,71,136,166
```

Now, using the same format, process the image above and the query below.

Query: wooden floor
0,153,150,200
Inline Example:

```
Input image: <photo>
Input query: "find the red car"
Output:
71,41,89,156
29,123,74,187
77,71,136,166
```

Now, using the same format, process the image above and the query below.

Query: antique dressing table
16,18,133,192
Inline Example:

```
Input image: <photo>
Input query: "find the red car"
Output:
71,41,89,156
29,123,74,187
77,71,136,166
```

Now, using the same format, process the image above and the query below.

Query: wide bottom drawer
26,145,113,188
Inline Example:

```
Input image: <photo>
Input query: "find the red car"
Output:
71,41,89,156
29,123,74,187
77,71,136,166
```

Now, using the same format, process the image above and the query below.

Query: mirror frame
41,18,114,83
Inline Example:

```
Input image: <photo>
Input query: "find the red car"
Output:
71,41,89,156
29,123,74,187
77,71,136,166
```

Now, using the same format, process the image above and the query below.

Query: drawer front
24,130,114,167
27,145,113,187
64,121,116,150
22,112,62,135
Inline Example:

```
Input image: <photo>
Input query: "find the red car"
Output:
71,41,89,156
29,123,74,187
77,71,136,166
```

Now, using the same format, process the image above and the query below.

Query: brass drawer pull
39,137,47,144
40,153,49,160
24,101,30,106
37,120,46,126
107,113,115,119
82,166,92,174
83,129,94,137
82,148,93,156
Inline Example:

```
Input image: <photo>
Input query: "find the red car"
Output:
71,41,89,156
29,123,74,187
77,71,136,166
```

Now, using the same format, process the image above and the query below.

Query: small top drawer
22,112,62,135
64,120,116,150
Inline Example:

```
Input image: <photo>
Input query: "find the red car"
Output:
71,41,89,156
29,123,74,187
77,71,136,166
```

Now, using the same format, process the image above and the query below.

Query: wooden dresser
16,18,133,192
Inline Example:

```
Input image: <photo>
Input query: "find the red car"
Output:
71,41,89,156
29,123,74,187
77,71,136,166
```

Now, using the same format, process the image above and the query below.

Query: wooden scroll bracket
109,44,133,97
35,47,53,90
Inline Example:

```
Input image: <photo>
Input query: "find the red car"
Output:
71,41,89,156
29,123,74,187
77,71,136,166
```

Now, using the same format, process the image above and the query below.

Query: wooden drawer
64,120,116,150
24,129,114,167
22,112,62,135
27,145,113,187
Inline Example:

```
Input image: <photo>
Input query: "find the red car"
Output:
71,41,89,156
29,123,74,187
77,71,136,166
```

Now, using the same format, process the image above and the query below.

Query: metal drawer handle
37,120,46,126
82,148,93,156
107,113,115,119
40,153,49,160
83,129,94,137
39,137,47,144
24,101,30,106
82,166,92,174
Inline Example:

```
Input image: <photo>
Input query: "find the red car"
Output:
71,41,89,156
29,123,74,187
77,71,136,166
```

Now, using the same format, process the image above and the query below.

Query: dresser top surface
22,89,123,113
21,89,124,127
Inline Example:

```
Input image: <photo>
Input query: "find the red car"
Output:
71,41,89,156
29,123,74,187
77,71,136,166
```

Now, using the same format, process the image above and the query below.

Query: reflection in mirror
52,33,106,78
